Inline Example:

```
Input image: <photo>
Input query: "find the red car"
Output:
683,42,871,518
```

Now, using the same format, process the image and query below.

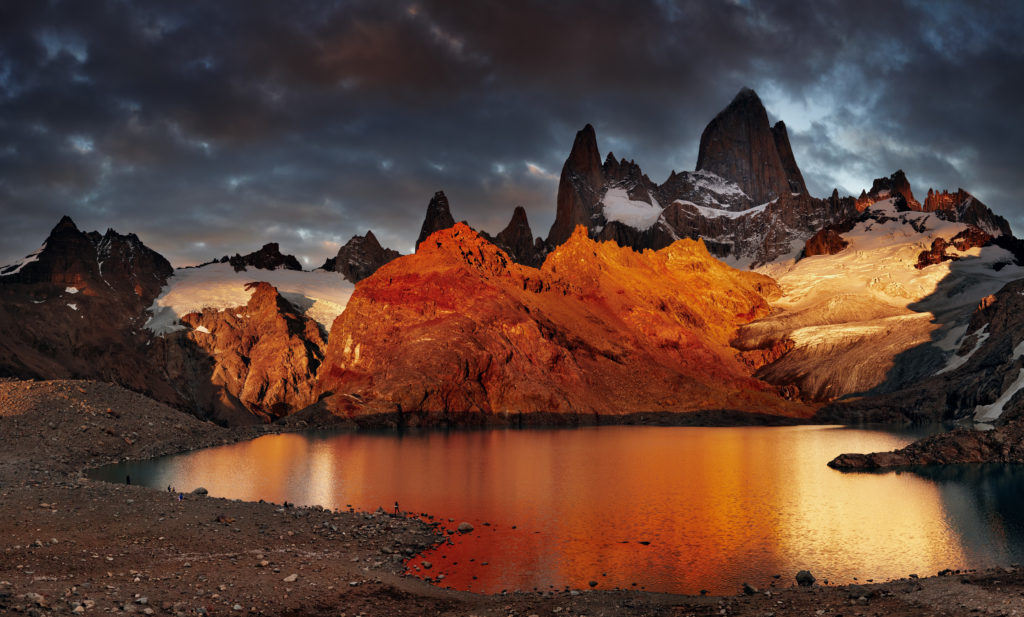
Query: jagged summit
416,191,457,249
321,230,401,283
696,87,799,204
227,242,302,272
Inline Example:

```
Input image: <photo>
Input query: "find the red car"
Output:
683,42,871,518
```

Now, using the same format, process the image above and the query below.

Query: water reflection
91,425,1024,594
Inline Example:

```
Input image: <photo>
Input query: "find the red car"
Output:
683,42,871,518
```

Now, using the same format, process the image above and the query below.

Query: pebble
283,573,298,583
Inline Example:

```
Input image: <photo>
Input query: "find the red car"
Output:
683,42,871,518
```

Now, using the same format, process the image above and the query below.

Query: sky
1,0,1023,268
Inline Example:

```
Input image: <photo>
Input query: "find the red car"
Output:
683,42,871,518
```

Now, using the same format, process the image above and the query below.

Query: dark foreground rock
3,378,1024,617
829,419,1024,469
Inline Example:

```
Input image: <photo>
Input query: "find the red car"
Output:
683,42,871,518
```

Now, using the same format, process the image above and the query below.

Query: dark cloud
1,0,1023,267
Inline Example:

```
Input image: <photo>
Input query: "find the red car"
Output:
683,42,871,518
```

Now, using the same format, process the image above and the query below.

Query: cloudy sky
2,0,1022,267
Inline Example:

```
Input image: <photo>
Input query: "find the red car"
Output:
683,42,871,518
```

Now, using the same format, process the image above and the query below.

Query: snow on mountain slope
600,188,663,230
738,199,1024,400
145,263,354,335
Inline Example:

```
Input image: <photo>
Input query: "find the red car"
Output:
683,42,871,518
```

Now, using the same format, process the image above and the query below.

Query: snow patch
67,303,78,311
600,188,663,230
0,243,45,277
65,286,79,294
974,368,1024,422
690,170,748,198
194,325,211,334
674,199,774,220
937,325,989,375
145,263,354,335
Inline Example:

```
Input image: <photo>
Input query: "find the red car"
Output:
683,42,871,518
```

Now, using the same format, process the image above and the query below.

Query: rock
416,191,457,250
457,522,474,533
227,243,302,272
321,231,401,283
283,573,298,583
420,561,432,569
192,487,208,495
24,592,46,606
802,227,849,257
232,604,243,611
546,124,605,246
795,570,815,587
742,582,758,595
695,87,795,205
588,580,598,587
483,206,544,267
317,223,807,423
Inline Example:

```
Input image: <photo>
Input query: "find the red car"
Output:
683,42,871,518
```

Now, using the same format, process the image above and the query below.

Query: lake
89,425,1024,595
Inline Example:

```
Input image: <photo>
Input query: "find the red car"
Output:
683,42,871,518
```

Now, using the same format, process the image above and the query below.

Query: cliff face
695,88,794,205
170,282,326,423
318,223,810,422
547,124,606,246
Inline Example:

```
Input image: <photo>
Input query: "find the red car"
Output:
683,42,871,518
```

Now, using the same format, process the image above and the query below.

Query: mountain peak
546,124,607,246
416,190,457,250
696,89,798,204
52,215,79,234
732,86,761,105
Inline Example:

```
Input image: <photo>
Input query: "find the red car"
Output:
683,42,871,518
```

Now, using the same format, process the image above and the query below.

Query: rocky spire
695,88,796,204
771,121,807,195
416,191,457,249
492,206,542,267
546,124,606,246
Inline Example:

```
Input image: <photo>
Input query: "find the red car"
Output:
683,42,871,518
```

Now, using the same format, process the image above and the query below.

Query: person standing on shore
394,500,399,515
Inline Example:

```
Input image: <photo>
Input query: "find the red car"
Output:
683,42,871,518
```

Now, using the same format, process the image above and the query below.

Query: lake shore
2,378,1022,616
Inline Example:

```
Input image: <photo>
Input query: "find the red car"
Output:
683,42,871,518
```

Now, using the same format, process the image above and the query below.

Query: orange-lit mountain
316,223,811,423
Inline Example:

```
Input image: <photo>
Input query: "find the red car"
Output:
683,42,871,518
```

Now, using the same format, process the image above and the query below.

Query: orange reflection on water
129,426,1001,594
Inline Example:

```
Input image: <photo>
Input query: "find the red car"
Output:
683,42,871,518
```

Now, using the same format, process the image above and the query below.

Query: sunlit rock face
819,277,1024,424
318,223,811,423
168,282,326,424
739,197,1024,407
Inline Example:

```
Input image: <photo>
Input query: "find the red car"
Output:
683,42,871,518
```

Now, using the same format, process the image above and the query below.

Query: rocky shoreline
3,379,1023,616
829,419,1024,469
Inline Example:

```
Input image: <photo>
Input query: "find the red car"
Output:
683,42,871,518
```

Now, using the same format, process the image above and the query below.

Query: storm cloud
1,0,1022,267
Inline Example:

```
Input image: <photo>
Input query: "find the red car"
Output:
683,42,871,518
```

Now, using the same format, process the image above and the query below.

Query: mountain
321,231,401,282
481,206,546,268
740,197,1023,404
415,191,457,249
543,89,858,267
163,282,326,423
818,274,1024,424
227,242,302,272
316,223,811,424
0,217,172,388
696,87,805,204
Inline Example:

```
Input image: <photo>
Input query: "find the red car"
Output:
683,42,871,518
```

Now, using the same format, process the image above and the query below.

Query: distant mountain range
3,88,1023,427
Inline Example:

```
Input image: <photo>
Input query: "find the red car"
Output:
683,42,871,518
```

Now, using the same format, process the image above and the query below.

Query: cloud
1,0,1022,265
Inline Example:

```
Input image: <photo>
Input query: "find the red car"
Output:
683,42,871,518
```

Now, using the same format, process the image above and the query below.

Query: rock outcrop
801,227,849,257
317,223,811,424
856,170,919,211
483,206,545,268
321,231,401,282
416,191,457,249
172,282,326,423
828,420,1024,469
228,243,302,272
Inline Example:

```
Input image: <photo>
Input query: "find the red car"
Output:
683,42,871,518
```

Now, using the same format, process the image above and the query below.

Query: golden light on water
115,426,1020,594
